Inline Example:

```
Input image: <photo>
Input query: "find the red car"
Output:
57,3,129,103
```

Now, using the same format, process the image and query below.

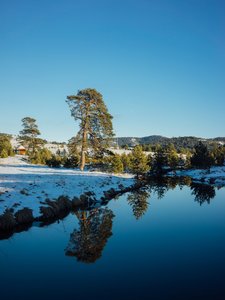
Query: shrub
46,155,62,168
29,148,52,164
63,155,79,168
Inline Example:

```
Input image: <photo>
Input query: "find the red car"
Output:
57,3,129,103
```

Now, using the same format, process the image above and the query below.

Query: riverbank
169,165,225,186
1,156,225,233
0,156,134,231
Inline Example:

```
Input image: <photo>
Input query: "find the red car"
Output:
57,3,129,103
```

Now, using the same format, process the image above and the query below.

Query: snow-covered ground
172,166,225,186
0,156,134,218
109,148,153,156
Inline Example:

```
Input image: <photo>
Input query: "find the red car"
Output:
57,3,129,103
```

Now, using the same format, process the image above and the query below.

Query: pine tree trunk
80,116,88,171
80,147,86,171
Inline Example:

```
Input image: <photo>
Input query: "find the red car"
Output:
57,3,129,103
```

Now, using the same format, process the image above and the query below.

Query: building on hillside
16,146,26,155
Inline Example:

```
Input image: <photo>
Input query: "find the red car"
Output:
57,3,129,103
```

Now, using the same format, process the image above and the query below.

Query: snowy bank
170,166,225,186
0,156,134,221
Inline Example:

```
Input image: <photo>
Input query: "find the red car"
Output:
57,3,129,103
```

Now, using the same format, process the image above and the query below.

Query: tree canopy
0,135,13,158
19,117,42,153
66,88,114,170
190,142,213,169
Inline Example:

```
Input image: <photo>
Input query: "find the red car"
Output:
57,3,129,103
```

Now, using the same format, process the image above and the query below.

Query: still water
1,180,225,300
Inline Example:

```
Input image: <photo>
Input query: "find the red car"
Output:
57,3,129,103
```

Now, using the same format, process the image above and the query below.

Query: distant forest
1,132,225,152
114,135,225,151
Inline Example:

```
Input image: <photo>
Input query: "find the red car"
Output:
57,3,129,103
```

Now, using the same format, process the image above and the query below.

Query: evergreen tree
29,148,52,165
210,144,225,166
110,154,124,173
66,88,114,170
130,145,150,178
0,149,8,158
191,142,213,169
0,135,13,158
121,144,129,150
121,153,131,172
165,144,179,169
46,154,62,168
152,146,167,174
63,155,79,168
68,136,79,156
19,117,42,154
66,136,80,168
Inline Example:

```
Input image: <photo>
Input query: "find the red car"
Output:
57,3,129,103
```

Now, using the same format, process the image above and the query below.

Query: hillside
2,132,225,152
114,135,225,150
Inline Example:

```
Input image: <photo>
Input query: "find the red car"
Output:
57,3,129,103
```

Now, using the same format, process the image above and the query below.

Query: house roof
17,146,26,150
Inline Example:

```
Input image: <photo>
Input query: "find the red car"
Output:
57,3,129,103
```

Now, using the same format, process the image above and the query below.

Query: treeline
63,142,225,177
119,136,225,152
1,87,225,178
1,122,225,179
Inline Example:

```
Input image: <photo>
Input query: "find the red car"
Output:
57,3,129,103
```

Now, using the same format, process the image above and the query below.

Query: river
0,179,225,300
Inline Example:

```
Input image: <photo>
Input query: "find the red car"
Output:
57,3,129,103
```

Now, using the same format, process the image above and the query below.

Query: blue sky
1,0,225,141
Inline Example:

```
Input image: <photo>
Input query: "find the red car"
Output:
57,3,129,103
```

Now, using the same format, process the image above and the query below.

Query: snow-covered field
172,166,225,186
0,156,134,218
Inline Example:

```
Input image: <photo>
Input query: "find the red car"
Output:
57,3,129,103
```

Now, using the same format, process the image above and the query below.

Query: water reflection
64,179,218,264
0,178,219,246
127,188,150,220
190,182,216,205
65,208,114,263
148,177,185,199
125,177,217,220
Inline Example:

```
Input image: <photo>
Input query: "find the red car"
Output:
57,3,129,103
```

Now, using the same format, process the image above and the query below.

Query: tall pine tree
19,117,42,154
66,88,114,170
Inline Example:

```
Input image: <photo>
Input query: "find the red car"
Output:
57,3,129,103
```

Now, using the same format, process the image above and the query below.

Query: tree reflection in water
65,178,217,263
127,177,217,220
65,208,114,263
147,177,181,199
190,182,216,205
127,188,150,220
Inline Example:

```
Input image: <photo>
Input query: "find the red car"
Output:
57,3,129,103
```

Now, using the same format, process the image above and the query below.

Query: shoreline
0,156,135,234
1,156,225,235
168,165,225,187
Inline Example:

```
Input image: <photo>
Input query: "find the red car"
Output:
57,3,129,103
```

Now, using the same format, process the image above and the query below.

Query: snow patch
0,156,134,218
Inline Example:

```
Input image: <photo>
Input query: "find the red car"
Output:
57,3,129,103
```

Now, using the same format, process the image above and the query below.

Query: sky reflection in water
0,179,225,300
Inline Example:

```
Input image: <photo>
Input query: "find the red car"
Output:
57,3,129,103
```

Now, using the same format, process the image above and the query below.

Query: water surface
1,181,225,300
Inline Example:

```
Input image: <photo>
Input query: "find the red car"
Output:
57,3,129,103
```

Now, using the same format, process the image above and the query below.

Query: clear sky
1,0,225,141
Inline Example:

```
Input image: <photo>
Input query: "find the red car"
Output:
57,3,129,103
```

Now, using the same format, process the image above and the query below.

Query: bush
63,155,79,168
29,148,52,164
46,155,62,168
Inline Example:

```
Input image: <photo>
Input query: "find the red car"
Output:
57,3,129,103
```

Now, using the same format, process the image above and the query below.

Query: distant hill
113,135,225,150
2,132,225,152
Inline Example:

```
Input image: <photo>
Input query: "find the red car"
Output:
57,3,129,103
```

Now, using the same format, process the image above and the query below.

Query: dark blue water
1,183,225,300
